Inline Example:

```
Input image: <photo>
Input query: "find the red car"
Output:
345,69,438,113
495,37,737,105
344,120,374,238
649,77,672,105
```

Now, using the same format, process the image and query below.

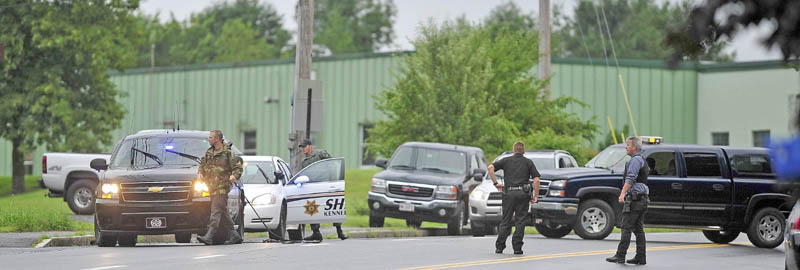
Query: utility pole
538,0,551,100
290,0,314,174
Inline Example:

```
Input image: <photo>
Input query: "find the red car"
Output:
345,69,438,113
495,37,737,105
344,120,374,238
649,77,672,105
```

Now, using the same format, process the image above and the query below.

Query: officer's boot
336,224,348,240
197,227,216,245
605,253,626,264
303,224,323,242
224,229,243,245
626,255,646,265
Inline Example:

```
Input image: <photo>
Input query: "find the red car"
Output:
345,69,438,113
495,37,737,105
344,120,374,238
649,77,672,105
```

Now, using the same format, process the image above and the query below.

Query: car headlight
194,181,210,197
470,190,485,200
100,183,119,199
370,178,386,193
548,190,565,197
435,185,458,200
549,180,566,189
253,193,277,205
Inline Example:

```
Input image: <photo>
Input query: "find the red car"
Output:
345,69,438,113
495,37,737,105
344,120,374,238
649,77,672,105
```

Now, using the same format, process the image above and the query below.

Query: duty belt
506,186,524,191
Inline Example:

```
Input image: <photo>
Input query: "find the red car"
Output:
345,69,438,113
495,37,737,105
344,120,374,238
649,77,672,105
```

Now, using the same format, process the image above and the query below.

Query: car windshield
530,158,555,170
585,146,630,172
388,146,467,175
111,136,210,169
240,161,278,185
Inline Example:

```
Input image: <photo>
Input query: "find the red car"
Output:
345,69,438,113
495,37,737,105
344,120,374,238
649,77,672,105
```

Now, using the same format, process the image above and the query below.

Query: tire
486,224,498,235
536,223,573,238
447,209,465,236
746,207,785,248
702,229,740,244
406,219,422,228
94,216,117,247
175,233,192,243
471,221,486,237
117,234,137,247
369,211,384,228
573,199,615,240
67,179,96,215
268,203,287,241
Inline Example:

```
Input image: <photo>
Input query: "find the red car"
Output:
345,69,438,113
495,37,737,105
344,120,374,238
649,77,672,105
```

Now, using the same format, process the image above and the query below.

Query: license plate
398,203,415,212
146,217,167,229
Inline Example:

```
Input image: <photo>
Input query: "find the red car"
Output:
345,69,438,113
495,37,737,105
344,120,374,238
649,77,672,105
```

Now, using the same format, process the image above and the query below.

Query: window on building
361,124,375,166
753,130,770,147
24,153,33,175
711,132,729,146
243,131,257,155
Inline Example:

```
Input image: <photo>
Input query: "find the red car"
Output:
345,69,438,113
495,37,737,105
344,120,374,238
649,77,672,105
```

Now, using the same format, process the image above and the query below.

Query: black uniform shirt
492,153,540,187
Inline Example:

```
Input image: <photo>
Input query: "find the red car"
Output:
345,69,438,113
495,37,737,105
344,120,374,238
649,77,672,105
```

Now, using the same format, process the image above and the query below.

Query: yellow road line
399,243,728,270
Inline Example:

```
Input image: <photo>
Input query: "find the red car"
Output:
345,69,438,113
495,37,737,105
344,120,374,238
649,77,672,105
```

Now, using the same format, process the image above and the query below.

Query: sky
139,0,784,62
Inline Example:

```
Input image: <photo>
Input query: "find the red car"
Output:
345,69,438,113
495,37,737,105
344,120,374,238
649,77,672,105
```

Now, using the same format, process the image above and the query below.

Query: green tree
310,0,396,54
554,0,733,61
366,21,596,160
0,0,142,194
136,0,290,67
484,1,536,33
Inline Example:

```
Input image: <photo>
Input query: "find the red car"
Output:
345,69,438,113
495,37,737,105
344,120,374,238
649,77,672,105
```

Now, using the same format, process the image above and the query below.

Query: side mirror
274,171,285,180
90,158,108,171
375,158,388,169
472,168,486,181
293,175,310,186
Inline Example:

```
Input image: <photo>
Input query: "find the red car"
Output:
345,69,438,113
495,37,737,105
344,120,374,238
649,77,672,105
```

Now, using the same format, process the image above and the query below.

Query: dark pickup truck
531,142,792,248
367,142,487,235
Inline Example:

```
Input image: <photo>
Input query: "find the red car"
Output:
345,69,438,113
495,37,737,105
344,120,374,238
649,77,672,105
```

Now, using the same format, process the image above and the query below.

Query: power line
592,0,610,67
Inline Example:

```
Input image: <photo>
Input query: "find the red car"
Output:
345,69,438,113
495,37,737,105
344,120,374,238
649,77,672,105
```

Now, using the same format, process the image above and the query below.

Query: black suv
90,130,244,247
367,142,487,235
532,142,791,248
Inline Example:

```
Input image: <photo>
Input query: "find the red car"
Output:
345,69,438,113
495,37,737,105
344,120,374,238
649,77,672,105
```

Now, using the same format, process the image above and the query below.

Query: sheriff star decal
304,200,320,216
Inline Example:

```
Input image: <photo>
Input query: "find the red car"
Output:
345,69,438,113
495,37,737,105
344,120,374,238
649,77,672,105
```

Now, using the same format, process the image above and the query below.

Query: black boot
626,256,646,265
606,255,626,263
197,235,213,245
224,230,243,245
303,231,323,242
336,225,348,240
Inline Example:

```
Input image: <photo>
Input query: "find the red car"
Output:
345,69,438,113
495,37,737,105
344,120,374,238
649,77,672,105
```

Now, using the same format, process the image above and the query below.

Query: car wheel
702,229,740,244
747,207,785,248
535,223,573,238
117,234,137,247
369,211,384,228
175,233,192,243
269,203,287,241
486,224,498,235
67,179,96,215
406,219,422,228
471,221,485,237
447,209,465,236
94,216,117,247
573,199,615,240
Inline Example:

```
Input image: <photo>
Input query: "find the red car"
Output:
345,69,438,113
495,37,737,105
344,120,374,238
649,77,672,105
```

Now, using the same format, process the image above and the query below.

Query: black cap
299,139,312,148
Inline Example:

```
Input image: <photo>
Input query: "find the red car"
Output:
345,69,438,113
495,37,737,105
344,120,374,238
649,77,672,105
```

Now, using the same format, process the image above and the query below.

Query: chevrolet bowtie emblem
148,187,164,193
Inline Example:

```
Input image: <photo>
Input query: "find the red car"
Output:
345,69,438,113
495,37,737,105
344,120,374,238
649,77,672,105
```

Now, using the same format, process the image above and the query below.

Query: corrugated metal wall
551,59,698,145
1,52,706,175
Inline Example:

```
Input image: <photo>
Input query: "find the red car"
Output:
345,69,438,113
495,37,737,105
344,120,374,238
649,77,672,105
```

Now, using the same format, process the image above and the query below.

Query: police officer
489,141,539,255
606,136,649,265
197,130,244,245
298,139,348,242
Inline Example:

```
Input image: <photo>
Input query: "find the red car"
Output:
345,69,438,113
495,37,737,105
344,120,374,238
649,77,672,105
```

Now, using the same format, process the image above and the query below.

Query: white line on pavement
81,265,126,270
302,243,330,247
193,255,226,260
392,239,420,242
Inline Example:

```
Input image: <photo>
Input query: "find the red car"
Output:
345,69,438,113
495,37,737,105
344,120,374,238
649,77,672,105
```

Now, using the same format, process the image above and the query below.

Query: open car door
284,158,346,225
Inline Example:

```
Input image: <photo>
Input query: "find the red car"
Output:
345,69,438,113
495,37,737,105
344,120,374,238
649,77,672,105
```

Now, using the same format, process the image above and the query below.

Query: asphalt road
0,232,784,270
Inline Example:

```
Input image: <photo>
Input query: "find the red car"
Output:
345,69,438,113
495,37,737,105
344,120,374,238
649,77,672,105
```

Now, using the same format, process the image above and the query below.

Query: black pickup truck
531,142,792,248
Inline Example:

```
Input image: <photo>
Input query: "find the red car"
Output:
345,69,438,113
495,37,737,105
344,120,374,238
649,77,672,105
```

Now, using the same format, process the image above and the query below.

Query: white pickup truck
41,153,110,214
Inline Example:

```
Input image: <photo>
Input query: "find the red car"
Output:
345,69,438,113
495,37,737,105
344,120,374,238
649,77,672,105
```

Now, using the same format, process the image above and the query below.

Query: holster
522,183,532,194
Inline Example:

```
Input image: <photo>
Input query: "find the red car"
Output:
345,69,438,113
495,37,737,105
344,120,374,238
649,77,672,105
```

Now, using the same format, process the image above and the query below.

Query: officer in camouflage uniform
197,130,243,245
298,139,348,242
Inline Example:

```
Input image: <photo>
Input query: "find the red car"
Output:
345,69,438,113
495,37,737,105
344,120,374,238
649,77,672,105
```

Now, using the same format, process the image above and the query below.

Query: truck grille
388,184,434,198
120,181,191,202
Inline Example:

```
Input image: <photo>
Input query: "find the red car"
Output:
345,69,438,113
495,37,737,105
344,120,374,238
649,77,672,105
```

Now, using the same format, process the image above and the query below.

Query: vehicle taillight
791,216,800,234
42,155,47,174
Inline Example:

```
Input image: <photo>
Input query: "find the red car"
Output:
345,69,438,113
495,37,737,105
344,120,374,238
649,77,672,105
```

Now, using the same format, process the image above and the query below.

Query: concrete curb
37,235,94,248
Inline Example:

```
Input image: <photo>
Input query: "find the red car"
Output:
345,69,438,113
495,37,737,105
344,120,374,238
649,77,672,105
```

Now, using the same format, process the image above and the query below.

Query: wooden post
290,0,314,174
538,0,551,100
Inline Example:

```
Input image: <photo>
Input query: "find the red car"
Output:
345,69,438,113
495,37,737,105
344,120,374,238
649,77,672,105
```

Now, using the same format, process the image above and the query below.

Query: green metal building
1,51,797,176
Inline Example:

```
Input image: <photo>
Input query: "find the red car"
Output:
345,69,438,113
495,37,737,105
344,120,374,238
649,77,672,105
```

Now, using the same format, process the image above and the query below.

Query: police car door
284,158,346,225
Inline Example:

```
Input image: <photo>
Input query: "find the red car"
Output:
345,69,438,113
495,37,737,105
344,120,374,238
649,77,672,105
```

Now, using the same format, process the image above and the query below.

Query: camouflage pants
206,194,237,244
